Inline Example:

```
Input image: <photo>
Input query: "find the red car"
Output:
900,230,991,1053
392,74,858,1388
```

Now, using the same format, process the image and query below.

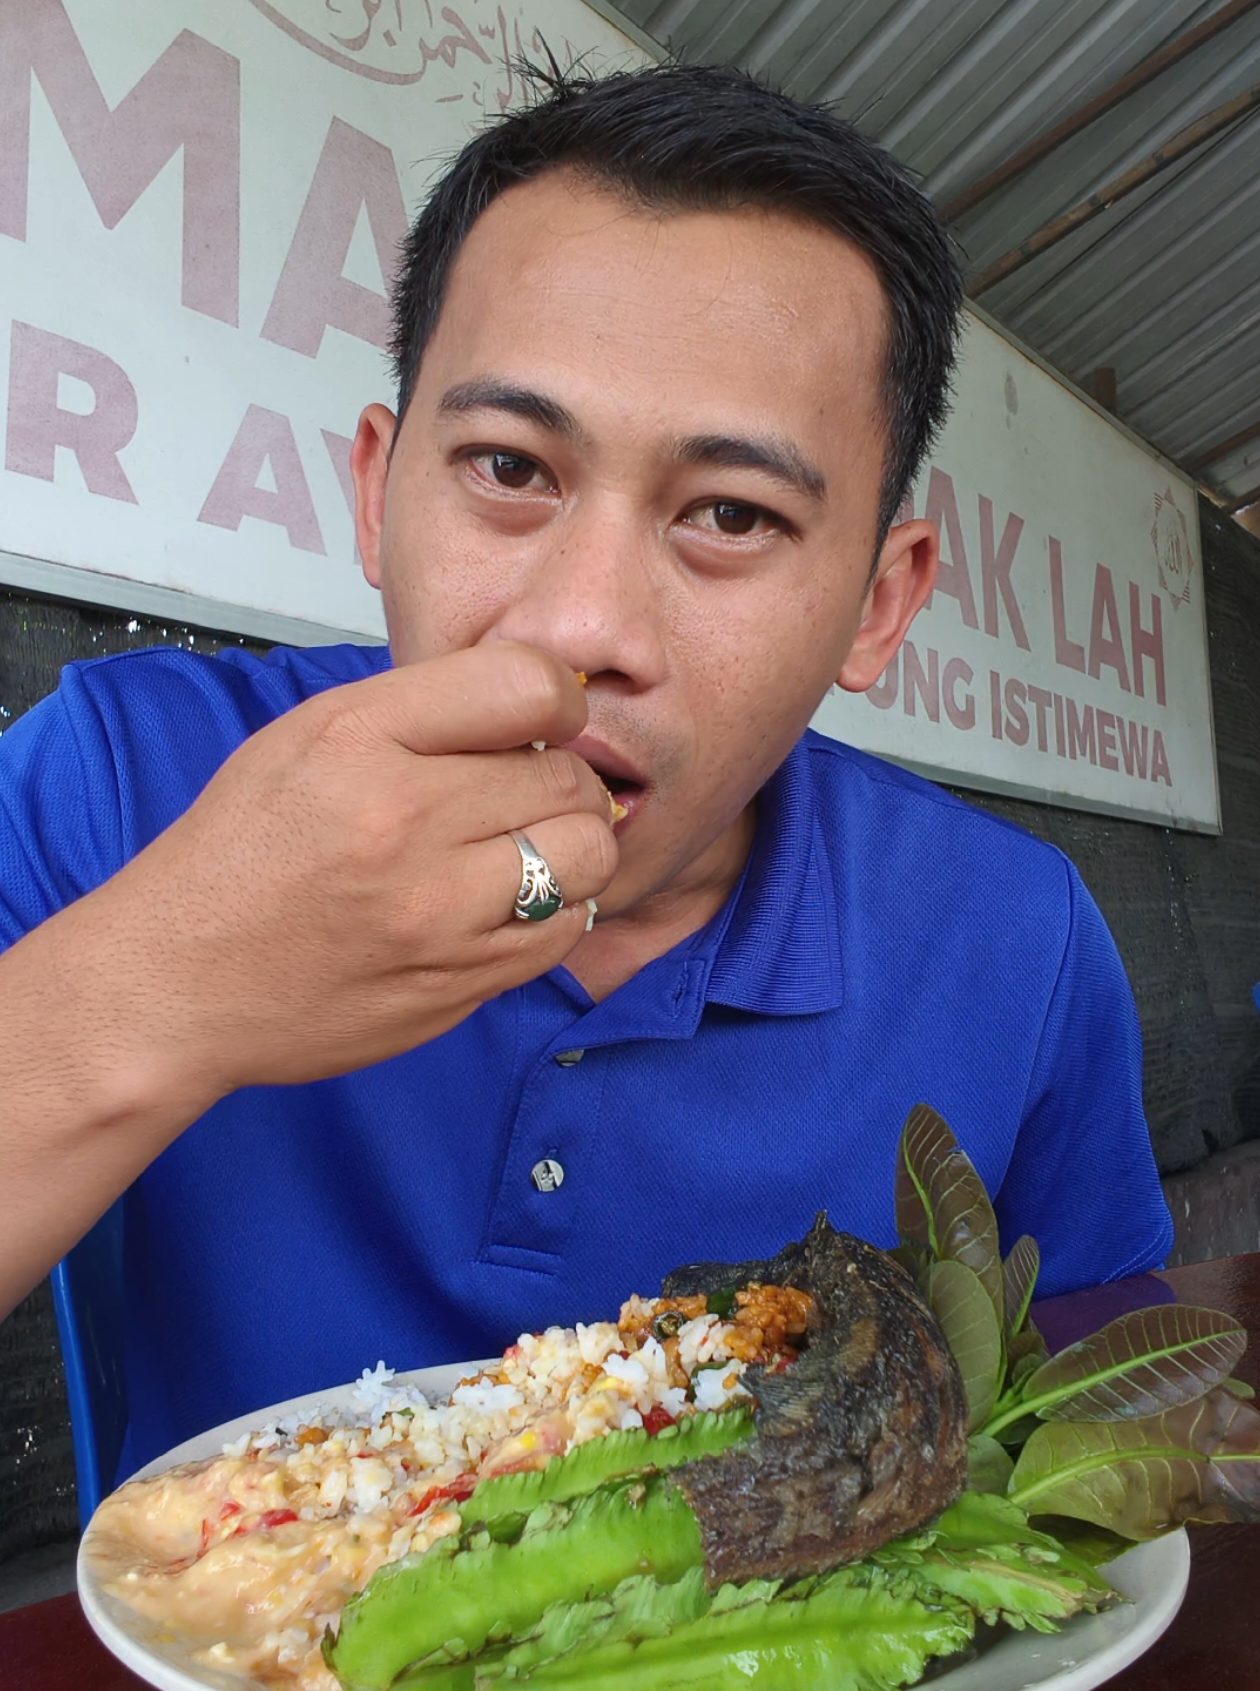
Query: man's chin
581,873,649,926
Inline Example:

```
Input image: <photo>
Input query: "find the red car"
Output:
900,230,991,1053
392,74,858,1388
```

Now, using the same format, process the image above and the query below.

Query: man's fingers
475,897,595,987
356,645,588,757
465,811,619,931
419,748,615,844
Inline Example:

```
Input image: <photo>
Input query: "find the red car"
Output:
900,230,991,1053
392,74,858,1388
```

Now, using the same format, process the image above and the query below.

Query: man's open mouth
570,739,649,827
593,770,647,826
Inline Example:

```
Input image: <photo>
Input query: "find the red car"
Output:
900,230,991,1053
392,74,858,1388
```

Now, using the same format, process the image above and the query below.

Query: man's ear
350,403,397,590
835,517,939,693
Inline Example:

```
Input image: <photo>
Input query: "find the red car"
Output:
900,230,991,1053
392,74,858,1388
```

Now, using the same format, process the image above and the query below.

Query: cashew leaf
967,1434,1014,1495
1009,1324,1050,1386
1032,1517,1132,1571
889,1242,931,1289
927,1259,1003,1433
897,1105,1004,1331
1008,1385,1260,1537
1022,1304,1246,1422
1003,1237,1040,1341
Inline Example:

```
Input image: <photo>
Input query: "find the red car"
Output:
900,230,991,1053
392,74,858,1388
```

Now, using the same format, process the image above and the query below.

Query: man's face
355,170,935,918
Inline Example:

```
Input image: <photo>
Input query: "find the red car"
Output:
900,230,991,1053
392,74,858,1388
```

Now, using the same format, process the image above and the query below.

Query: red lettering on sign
5,321,138,502
1128,582,1166,707
1066,699,1096,764
1049,538,1086,673
0,0,240,324
1151,730,1172,787
1117,717,1149,779
198,404,325,553
1003,677,1029,746
1096,709,1119,771
1088,566,1132,692
942,657,975,730
984,671,1171,791
902,641,939,722
979,496,1030,649
1025,684,1052,753
262,118,407,358
923,469,978,630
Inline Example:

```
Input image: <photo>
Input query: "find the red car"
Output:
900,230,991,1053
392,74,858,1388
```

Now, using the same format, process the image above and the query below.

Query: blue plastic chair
50,1199,129,1530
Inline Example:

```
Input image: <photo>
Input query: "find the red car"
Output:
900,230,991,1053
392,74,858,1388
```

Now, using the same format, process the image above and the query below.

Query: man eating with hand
0,63,1171,1480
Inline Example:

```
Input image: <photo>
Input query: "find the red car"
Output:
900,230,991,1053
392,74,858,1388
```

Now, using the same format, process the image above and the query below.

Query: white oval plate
79,1363,1190,1691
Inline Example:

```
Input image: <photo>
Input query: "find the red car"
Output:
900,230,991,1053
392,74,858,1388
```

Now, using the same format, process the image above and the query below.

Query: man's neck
562,804,758,1002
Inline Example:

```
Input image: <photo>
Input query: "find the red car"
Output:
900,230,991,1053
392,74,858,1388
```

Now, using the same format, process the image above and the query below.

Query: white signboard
0,5,1217,830
813,314,1218,833
0,0,648,645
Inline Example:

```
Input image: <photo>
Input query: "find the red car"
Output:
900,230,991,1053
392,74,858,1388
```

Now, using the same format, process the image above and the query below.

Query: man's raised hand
87,643,618,1099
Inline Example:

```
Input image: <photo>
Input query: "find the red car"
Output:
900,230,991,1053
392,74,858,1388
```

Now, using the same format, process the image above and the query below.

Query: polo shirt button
531,1159,565,1193
554,1049,585,1066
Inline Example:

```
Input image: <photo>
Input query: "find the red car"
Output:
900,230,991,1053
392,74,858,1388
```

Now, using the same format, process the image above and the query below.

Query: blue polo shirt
0,641,1172,1474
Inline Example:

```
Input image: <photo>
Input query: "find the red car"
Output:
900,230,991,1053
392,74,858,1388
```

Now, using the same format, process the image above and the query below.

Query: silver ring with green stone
510,829,564,922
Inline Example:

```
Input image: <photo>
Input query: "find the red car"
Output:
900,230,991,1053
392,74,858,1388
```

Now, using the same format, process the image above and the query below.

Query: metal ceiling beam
969,81,1260,297
1224,482,1260,514
1185,416,1260,472
941,0,1260,223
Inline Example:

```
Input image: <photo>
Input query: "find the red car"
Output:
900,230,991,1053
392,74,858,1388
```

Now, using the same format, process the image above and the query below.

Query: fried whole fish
664,1214,970,1586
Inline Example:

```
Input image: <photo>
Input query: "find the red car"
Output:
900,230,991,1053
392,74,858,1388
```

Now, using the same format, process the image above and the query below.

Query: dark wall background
2,494,1259,1551
959,501,1260,1177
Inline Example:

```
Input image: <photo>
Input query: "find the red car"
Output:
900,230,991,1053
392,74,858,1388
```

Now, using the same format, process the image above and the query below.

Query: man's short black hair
391,62,963,542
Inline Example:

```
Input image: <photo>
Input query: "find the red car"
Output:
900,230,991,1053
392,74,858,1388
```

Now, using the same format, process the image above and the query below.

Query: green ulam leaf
1030,1517,1133,1571
930,1489,1042,1548
1009,1323,1050,1378
928,1259,1003,1433
989,1326,1051,1438
906,1550,1109,1634
896,1104,1004,1330
1003,1237,1040,1341
1023,1304,1246,1422
889,1242,931,1290
993,1411,1044,1449
1008,1384,1260,1538
968,1434,1015,1495
1222,1376,1256,1400
899,1493,1115,1632
481,1570,713,1679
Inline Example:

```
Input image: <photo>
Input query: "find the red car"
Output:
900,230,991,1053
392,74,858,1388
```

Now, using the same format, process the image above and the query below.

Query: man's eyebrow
676,433,827,503
437,378,584,442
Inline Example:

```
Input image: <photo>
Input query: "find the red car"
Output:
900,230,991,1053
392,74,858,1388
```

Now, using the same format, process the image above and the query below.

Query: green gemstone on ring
518,892,563,921
511,829,565,922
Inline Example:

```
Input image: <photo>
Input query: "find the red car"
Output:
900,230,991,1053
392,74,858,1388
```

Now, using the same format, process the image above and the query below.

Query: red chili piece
229,1508,300,1538
408,1473,478,1517
642,1406,677,1436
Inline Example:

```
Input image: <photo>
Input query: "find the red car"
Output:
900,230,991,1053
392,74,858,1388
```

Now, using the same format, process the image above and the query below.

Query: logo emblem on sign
1151,486,1193,612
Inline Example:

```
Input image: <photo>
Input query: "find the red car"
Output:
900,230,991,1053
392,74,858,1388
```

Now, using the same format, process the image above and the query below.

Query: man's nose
491,500,669,689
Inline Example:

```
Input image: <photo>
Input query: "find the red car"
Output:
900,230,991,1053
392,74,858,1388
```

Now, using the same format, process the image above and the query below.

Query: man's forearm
0,886,221,1321
0,648,619,1321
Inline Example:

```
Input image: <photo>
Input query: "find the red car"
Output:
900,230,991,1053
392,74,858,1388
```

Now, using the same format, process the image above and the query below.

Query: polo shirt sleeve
0,666,124,953
994,855,1174,1297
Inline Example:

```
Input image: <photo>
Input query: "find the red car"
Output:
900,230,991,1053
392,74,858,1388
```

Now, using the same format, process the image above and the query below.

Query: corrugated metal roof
615,0,1260,515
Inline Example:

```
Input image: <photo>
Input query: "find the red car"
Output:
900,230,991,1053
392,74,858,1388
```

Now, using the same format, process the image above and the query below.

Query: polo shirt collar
703,731,844,1017
547,732,845,1045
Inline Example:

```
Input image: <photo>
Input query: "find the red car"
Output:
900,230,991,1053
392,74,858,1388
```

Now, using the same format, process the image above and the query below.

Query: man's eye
689,501,777,536
479,452,544,490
